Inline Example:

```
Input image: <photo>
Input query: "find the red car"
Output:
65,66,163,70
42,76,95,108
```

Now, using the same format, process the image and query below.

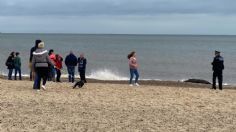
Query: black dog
73,80,85,88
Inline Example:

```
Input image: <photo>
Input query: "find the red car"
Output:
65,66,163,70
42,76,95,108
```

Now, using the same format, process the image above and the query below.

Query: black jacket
212,55,224,72
5,56,15,69
78,57,87,71
65,54,77,67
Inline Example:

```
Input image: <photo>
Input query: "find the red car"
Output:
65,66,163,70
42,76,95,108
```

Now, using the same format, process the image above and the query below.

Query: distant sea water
1,33,236,85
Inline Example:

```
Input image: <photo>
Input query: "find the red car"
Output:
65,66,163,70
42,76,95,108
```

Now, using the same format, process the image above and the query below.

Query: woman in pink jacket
127,51,140,86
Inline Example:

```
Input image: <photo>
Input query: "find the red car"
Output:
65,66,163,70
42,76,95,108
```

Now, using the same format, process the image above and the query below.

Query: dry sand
0,78,236,132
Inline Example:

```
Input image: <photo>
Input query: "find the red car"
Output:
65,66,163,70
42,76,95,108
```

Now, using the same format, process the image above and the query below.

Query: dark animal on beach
73,81,85,88
184,79,211,84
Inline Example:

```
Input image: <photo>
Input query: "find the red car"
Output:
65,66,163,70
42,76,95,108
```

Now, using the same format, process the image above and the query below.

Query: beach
0,78,236,131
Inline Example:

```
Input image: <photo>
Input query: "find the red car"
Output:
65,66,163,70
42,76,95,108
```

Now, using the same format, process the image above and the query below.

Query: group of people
5,52,22,80
5,39,87,91
5,39,225,91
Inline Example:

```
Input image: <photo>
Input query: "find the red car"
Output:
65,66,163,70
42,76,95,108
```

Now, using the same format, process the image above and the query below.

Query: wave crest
87,69,129,80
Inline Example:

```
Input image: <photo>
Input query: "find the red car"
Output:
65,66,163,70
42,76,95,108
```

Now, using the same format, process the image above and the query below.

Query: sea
1,33,236,85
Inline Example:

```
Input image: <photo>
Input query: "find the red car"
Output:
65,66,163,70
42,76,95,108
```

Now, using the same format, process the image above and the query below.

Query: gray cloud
0,0,236,16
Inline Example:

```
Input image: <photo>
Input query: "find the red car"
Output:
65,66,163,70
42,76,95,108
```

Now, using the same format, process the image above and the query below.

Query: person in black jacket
29,40,41,81
65,51,77,83
212,50,224,90
5,52,15,80
78,53,87,83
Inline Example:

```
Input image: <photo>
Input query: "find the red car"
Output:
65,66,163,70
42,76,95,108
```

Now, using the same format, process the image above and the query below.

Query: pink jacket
129,57,138,69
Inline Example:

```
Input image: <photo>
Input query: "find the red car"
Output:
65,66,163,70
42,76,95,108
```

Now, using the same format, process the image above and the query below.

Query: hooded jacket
32,48,54,70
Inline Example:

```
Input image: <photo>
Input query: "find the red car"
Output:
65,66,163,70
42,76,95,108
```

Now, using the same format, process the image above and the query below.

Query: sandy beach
0,78,236,132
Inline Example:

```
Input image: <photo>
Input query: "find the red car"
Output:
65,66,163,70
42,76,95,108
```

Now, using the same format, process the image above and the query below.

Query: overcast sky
0,0,236,35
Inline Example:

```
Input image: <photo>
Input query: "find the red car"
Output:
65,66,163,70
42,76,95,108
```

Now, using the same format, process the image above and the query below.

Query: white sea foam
87,69,129,80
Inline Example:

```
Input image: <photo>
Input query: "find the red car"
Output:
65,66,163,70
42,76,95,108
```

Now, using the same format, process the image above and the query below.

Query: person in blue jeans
65,51,77,83
5,52,15,80
127,51,140,86
14,52,22,80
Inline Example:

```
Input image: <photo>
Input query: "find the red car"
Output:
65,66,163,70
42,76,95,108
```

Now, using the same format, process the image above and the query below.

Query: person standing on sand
212,50,224,90
5,52,15,80
29,40,41,81
48,49,56,82
32,42,54,91
127,51,140,86
78,53,87,83
14,52,22,80
65,51,77,83
55,54,63,82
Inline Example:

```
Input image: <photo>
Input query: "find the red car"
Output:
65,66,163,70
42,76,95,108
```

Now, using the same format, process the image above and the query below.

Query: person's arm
32,55,36,71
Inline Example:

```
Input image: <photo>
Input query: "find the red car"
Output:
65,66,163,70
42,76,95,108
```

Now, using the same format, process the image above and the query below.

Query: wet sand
0,78,236,132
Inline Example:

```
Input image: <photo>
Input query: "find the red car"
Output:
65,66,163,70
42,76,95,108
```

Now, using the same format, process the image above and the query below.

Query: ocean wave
87,69,129,80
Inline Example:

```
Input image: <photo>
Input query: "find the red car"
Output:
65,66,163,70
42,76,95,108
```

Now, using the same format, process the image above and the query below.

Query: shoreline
1,75,235,89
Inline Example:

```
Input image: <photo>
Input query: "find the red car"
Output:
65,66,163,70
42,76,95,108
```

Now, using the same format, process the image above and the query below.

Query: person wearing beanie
32,42,54,91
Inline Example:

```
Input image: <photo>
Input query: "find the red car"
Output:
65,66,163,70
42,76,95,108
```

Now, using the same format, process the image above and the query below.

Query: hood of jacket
33,49,48,56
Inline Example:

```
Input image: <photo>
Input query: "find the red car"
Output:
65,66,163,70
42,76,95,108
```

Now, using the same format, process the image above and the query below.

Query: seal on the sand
184,79,211,84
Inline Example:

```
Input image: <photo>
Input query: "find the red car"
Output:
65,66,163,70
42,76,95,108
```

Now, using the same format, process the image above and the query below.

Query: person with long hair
127,51,140,86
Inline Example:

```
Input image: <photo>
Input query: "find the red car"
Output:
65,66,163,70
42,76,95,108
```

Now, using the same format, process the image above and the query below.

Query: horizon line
1,32,236,36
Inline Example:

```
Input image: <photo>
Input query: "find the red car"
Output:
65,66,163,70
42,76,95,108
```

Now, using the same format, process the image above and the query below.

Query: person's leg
29,63,33,81
19,68,22,80
134,69,139,84
56,69,59,82
56,69,61,82
79,71,82,81
42,68,48,86
129,69,134,84
33,73,38,89
212,72,216,89
71,66,75,83
30,70,32,81
8,69,13,80
218,72,223,90
81,70,86,82
67,67,72,82
52,68,56,82
14,68,17,80
36,69,42,89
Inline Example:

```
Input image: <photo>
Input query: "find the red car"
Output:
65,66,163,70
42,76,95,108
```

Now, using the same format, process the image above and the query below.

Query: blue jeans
67,66,75,83
33,73,39,89
48,66,56,81
14,66,22,80
8,69,13,80
129,69,139,84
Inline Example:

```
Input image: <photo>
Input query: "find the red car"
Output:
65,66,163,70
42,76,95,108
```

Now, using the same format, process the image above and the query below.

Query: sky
0,0,236,35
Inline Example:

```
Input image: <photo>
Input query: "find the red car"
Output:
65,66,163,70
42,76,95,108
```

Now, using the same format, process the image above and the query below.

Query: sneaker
135,83,140,86
129,84,133,87
42,85,46,90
